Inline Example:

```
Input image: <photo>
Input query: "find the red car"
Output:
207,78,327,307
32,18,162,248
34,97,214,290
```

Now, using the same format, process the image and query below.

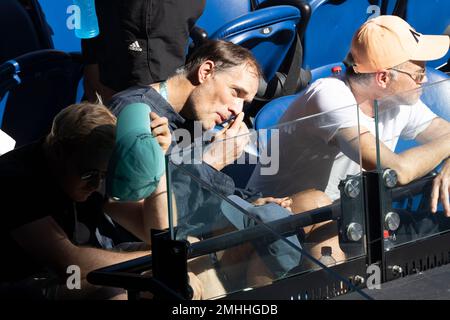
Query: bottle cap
331,66,342,74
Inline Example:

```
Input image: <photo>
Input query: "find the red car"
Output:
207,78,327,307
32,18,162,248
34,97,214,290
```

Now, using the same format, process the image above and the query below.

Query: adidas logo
128,41,143,52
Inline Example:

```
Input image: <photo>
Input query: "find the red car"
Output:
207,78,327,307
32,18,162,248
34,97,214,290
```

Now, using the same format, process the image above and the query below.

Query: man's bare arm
337,121,450,185
11,216,149,281
105,177,169,244
416,117,450,144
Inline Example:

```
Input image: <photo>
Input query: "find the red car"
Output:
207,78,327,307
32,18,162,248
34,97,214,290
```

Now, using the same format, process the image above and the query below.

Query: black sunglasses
80,170,106,183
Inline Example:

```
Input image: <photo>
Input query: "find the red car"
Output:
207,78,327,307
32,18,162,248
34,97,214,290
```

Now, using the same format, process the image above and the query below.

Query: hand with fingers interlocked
252,196,293,212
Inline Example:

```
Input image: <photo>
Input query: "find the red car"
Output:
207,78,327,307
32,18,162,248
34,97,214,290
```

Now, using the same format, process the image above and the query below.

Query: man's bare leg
291,189,346,269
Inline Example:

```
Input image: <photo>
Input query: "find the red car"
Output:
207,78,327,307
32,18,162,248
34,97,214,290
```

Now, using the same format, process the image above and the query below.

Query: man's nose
228,99,244,115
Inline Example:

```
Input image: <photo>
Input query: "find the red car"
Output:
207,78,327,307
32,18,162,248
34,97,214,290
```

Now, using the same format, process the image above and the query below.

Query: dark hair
344,52,376,84
183,40,262,78
344,52,402,85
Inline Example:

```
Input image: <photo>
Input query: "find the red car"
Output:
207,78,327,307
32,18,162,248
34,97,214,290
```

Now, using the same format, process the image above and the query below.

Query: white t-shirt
248,76,437,200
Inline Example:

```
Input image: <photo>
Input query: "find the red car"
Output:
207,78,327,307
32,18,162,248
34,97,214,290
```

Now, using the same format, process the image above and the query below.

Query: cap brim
106,128,165,202
411,34,449,62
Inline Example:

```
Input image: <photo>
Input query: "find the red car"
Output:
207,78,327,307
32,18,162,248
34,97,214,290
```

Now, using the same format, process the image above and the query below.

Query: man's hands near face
150,112,172,154
203,112,249,171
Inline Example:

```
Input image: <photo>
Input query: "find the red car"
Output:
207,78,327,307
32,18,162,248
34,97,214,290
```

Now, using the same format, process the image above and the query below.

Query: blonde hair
46,102,116,158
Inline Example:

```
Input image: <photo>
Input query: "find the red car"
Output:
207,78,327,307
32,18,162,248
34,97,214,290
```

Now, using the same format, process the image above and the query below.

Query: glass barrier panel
374,78,450,249
165,102,370,299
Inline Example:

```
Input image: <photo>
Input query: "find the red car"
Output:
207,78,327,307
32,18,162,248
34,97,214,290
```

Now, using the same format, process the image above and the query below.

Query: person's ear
197,60,215,84
374,70,390,89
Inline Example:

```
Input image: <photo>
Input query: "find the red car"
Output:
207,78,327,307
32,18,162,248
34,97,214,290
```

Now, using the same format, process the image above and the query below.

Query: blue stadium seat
424,68,449,86
193,0,312,100
0,0,57,143
195,0,252,37
310,62,346,82
0,50,83,147
303,0,384,69
209,6,301,82
0,0,53,64
255,94,297,130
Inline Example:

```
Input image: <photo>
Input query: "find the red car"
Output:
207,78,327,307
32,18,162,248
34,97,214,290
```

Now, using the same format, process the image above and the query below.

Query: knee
291,189,332,213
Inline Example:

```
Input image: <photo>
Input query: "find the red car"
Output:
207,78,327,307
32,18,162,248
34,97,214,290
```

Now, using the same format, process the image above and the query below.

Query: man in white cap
248,15,450,265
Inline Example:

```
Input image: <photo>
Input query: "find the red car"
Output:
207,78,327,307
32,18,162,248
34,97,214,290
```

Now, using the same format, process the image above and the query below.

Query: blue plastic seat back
210,6,301,81
303,0,383,69
310,62,346,82
0,0,53,64
255,94,297,130
0,50,83,147
195,0,252,37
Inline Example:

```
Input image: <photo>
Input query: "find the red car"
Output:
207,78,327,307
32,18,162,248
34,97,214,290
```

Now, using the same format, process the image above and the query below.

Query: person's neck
347,78,378,118
151,75,195,114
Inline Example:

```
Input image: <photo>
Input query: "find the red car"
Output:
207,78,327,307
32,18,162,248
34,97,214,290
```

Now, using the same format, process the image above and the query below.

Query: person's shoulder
308,76,352,96
108,86,152,113
0,142,40,177
0,143,48,219
287,76,356,117
108,85,163,116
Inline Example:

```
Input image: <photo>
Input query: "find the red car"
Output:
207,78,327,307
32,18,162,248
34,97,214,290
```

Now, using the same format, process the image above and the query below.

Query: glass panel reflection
374,79,450,249
165,102,369,299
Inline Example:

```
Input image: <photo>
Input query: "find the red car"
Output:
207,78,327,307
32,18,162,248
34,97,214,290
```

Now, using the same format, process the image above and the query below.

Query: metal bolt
385,211,401,231
347,222,363,242
349,275,364,286
389,265,403,276
344,179,360,198
383,169,398,188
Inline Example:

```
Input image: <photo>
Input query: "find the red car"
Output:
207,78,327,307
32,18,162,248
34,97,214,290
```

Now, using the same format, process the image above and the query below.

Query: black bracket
151,229,193,300
338,173,366,257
